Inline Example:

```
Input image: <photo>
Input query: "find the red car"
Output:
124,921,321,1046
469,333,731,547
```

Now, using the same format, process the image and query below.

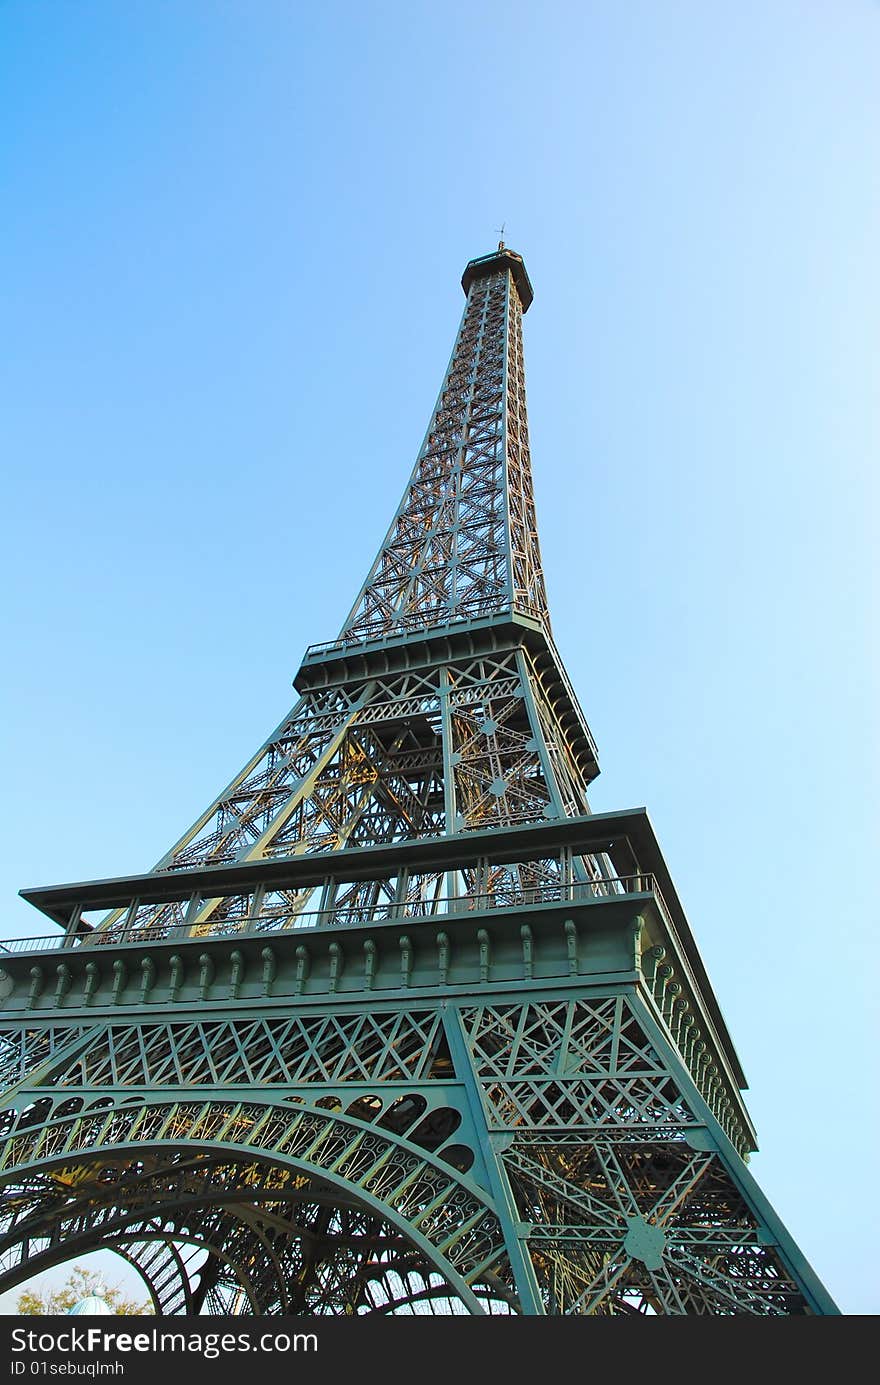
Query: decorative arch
0,1094,516,1315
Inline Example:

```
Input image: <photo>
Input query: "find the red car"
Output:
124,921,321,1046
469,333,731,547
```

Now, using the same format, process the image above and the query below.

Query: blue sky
0,1,877,1315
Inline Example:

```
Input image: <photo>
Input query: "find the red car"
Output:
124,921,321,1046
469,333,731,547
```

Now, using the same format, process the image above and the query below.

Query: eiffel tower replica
0,245,837,1316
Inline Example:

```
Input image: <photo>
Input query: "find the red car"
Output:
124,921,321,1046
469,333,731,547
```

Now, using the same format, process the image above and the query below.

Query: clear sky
0,0,876,1316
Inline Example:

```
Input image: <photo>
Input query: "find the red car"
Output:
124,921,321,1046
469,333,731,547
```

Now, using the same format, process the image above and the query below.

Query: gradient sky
1,1,877,1315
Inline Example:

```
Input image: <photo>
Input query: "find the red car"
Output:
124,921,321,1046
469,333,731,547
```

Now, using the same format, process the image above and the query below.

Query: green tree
16,1265,152,1315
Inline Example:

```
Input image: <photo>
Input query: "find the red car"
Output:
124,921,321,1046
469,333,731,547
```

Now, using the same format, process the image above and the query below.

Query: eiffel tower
0,245,838,1316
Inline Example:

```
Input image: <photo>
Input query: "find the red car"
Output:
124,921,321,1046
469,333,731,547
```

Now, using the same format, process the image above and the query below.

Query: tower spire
340,247,544,643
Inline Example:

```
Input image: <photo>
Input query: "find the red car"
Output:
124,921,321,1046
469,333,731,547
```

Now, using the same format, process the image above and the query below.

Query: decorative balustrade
303,606,519,660
1,872,663,954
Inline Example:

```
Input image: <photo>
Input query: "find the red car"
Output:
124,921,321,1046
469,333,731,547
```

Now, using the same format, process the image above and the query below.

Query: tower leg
443,1001,544,1315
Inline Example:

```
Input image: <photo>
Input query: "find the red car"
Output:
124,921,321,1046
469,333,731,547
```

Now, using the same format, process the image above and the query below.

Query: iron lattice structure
0,248,837,1315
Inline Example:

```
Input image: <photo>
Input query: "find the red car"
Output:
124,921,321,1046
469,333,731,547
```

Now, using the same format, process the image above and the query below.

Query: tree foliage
16,1265,152,1315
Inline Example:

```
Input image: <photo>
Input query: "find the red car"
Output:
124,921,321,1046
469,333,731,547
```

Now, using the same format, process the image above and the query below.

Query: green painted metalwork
0,248,838,1315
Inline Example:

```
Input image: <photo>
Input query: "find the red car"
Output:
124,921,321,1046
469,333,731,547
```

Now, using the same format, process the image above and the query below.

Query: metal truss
340,255,548,641
0,987,831,1315
0,248,838,1314
0,1088,516,1315
128,250,594,892
506,1141,807,1315
145,639,596,882
6,1010,450,1089
0,1156,514,1315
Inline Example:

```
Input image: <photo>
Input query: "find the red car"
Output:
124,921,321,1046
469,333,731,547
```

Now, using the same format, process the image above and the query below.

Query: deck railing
0,872,665,953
